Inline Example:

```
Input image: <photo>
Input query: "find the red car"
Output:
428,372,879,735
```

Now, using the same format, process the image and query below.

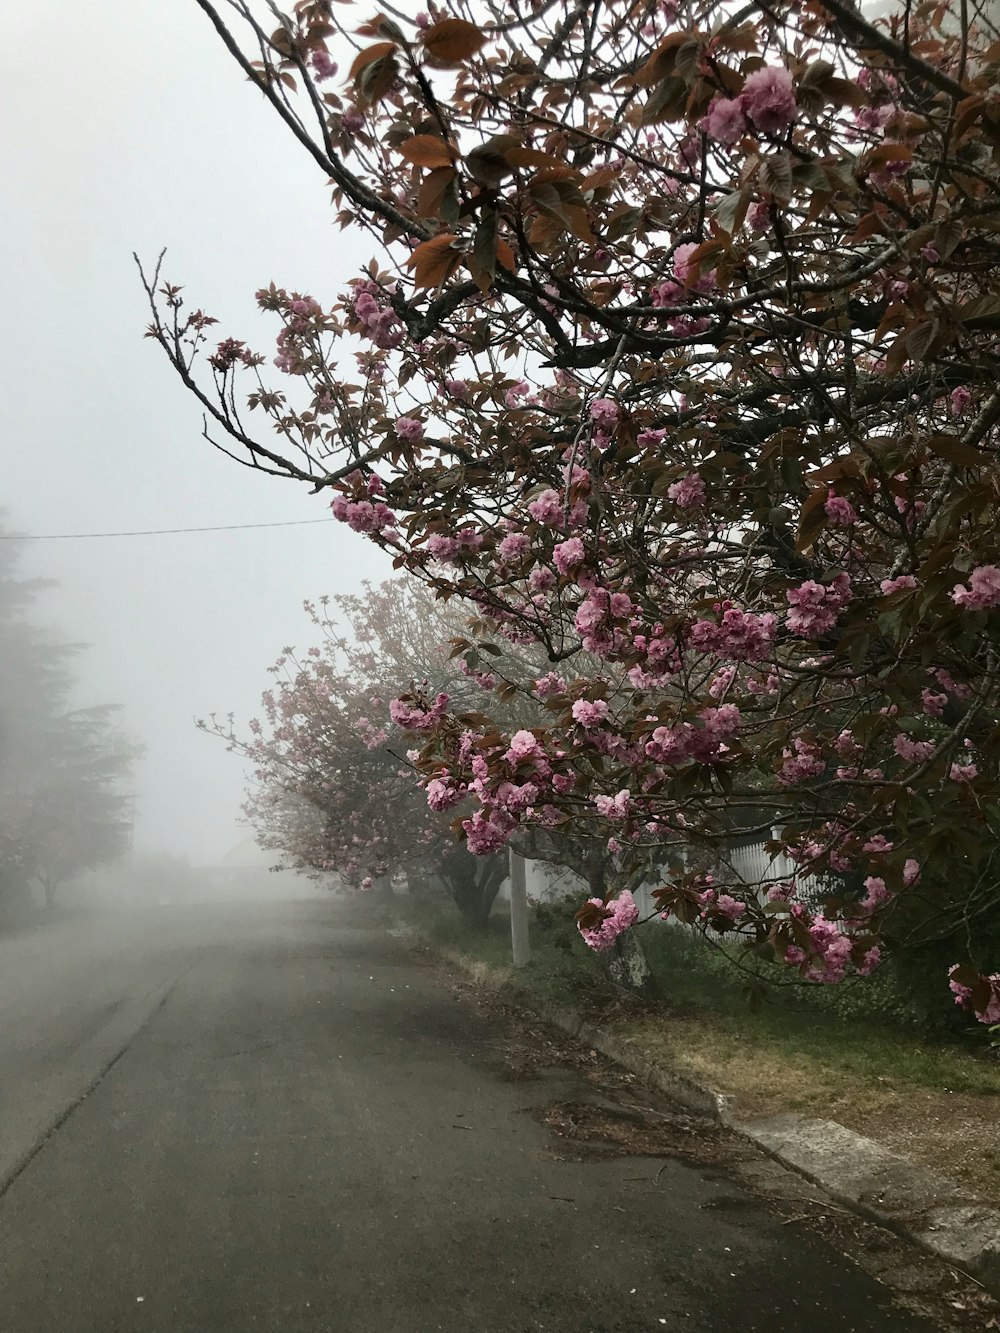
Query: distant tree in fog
0,527,141,915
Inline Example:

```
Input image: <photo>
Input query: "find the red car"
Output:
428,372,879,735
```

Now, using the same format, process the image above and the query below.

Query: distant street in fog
0,896,935,1333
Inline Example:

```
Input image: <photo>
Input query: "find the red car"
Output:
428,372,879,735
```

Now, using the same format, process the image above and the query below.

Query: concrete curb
404,928,1000,1295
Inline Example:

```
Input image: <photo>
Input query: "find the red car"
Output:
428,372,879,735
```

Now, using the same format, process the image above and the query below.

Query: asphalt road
0,897,953,1332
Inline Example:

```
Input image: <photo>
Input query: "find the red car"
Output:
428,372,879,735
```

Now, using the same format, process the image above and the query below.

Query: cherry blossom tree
202,581,511,924
151,0,1000,1020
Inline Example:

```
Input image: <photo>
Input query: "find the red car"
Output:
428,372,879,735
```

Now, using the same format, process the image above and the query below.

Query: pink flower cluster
644,703,742,765
594,789,632,820
575,588,633,655
425,775,464,812
778,737,825,786
893,734,935,764
824,491,856,527
389,692,450,731
859,876,892,913
572,698,609,729
667,473,706,509
534,672,566,699
505,729,544,763
350,279,404,350
880,575,917,596
689,606,777,663
701,66,797,146
527,489,564,527
787,916,876,984
577,889,639,953
311,48,338,80
950,386,972,416
462,807,515,855
672,244,716,292
553,537,586,575
331,494,397,534
786,573,852,638
425,528,483,563
497,531,531,562
590,398,620,429
951,565,1000,610
395,416,424,442
698,889,747,924
949,966,1000,1024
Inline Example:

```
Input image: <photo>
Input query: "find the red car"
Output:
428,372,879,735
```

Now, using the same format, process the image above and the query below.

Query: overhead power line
3,518,336,541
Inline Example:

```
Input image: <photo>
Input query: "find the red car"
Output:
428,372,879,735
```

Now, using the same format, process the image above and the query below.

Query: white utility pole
508,848,530,966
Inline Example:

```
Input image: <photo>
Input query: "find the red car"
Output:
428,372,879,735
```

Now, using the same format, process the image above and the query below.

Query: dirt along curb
397,925,1000,1297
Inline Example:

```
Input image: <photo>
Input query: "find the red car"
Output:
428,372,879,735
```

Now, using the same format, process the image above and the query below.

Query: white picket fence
726,832,831,905
498,828,831,919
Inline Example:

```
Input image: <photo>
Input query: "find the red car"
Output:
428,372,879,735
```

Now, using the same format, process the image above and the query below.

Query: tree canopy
149,0,1000,1021
0,529,139,912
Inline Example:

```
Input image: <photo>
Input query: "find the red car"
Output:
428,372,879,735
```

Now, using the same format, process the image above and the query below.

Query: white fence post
508,848,530,967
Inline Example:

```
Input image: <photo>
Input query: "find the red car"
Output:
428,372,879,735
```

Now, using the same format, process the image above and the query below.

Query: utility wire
3,518,335,541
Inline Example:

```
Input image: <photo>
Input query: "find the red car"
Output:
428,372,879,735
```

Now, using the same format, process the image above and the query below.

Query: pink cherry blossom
880,575,917,595
921,688,947,717
786,574,851,638
741,66,797,134
553,537,586,574
893,734,935,764
311,49,338,80
527,489,564,527
589,398,620,429
594,789,632,819
824,491,856,526
701,96,746,145
534,672,566,699
572,698,609,728
950,386,972,416
497,531,530,562
688,607,777,662
577,889,639,952
395,416,424,442
505,729,543,763
778,737,825,786
667,473,706,509
859,876,892,912
952,565,1000,610
903,859,921,886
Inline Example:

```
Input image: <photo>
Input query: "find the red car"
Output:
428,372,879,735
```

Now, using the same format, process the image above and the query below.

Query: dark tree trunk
440,847,505,930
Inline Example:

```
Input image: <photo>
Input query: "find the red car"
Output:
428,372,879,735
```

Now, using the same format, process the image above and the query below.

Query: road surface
0,897,971,1331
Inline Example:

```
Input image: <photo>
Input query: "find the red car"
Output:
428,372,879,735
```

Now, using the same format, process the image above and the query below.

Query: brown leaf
634,31,702,87
924,433,983,468
420,18,485,64
406,233,463,288
416,167,458,220
356,53,399,107
399,134,456,169
348,41,396,82
796,487,829,552
465,135,520,188
862,141,914,170
496,238,517,273
504,146,567,171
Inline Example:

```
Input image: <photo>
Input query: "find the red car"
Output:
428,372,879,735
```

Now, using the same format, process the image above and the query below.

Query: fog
2,0,392,866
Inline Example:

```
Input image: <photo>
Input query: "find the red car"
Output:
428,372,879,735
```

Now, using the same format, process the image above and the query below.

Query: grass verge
389,893,1000,1200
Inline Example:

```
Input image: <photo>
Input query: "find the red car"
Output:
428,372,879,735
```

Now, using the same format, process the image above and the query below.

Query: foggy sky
3,2,392,862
